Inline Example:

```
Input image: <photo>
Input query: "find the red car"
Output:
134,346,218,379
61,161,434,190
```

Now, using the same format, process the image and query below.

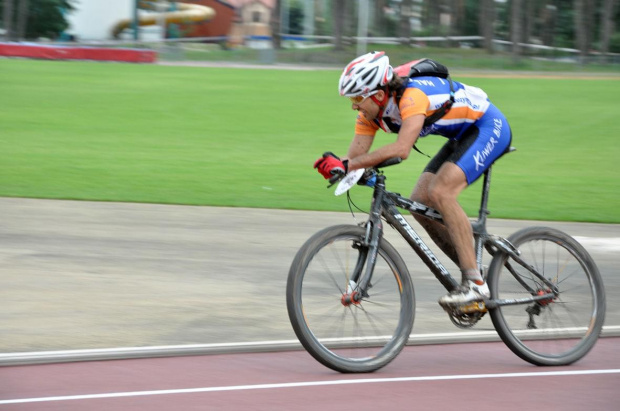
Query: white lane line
1,328,619,367
2,369,619,405
573,236,620,252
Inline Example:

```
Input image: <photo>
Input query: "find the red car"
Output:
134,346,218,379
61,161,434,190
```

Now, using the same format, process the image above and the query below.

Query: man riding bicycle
314,51,512,307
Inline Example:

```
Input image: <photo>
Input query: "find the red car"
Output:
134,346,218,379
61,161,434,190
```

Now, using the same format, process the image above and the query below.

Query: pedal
458,301,488,314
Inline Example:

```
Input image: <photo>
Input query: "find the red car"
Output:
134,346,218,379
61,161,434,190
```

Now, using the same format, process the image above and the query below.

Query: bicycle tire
487,226,606,366
286,224,415,373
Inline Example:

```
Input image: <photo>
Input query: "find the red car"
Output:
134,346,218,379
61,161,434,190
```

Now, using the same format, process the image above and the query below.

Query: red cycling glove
313,152,348,179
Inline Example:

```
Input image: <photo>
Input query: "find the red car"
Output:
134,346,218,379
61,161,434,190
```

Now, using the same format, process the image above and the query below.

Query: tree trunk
373,0,388,37
450,0,466,36
15,0,27,40
574,0,595,64
3,0,14,40
424,0,440,34
541,4,557,47
599,0,617,59
511,0,523,63
343,0,355,46
271,0,281,49
573,0,585,63
524,0,534,44
332,0,345,51
479,0,495,53
399,0,412,45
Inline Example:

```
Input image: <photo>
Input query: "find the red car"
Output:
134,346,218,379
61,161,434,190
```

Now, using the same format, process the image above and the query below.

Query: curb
2,326,619,367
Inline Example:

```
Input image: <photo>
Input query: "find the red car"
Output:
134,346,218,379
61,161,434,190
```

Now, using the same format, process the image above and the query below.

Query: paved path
1,198,618,355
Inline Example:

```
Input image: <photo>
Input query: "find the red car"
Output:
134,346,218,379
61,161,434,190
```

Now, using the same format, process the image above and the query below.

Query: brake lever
327,173,344,187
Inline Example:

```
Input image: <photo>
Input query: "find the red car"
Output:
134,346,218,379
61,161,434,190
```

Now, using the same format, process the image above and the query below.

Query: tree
540,4,557,47
3,0,15,40
16,0,28,39
573,0,595,63
524,0,535,43
0,0,74,40
449,0,467,36
343,0,355,44
373,0,389,37
331,0,359,51
547,0,576,48
511,0,523,62
422,0,441,34
399,0,413,45
479,0,495,52
272,0,281,49
599,0,618,58
332,0,345,51
288,0,304,35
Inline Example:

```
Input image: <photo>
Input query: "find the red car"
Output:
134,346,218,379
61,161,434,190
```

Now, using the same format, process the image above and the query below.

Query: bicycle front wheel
487,227,606,366
286,225,414,373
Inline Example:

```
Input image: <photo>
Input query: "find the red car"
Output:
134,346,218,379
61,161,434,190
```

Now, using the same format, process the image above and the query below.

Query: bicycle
286,151,606,373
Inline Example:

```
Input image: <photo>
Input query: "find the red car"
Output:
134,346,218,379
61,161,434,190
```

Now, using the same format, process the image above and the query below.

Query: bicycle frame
354,165,558,308
289,156,604,371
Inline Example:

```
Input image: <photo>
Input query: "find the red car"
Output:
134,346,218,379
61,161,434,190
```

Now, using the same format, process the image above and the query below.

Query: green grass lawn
1,59,618,223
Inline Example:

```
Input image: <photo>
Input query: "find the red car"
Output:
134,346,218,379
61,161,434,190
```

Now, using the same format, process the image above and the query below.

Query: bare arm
346,134,375,160
346,114,425,171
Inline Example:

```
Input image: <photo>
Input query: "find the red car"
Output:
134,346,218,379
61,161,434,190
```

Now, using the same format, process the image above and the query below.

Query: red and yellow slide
111,1,216,39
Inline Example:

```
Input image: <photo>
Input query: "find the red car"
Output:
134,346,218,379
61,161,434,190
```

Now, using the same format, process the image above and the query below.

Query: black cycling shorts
423,104,512,184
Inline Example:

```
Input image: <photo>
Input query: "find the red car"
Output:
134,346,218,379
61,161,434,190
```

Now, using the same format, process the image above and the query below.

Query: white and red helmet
338,51,394,97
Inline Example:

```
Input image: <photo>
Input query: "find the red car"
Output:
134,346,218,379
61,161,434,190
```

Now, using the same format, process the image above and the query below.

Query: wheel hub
341,291,361,306
537,289,554,306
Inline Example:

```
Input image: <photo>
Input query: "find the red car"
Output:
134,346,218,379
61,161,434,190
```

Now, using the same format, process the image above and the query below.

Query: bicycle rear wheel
487,227,605,366
286,225,414,373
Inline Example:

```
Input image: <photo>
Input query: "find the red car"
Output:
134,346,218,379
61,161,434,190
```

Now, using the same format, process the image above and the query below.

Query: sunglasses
349,90,379,105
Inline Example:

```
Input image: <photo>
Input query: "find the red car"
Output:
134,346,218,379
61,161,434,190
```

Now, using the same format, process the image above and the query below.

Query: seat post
476,146,515,228
477,167,493,227
472,167,493,273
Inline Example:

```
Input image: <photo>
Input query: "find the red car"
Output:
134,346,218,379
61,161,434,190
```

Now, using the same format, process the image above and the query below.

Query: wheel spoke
488,227,605,366
287,226,414,373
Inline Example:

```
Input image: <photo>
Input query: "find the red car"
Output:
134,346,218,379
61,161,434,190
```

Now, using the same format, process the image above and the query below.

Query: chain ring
448,311,486,329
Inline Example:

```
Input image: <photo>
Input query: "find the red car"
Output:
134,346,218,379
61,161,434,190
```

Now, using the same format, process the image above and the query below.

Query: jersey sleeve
398,88,430,120
354,113,379,136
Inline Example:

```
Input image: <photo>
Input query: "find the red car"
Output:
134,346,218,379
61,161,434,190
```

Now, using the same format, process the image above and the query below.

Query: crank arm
485,292,556,309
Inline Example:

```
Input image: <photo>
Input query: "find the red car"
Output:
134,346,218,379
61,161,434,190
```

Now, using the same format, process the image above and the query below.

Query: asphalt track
1,197,619,409
1,197,618,361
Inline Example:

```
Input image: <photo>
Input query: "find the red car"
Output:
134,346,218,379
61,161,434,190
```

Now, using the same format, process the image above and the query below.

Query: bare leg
410,173,460,266
413,166,482,284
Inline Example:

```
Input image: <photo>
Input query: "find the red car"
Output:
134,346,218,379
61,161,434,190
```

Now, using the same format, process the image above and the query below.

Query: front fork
348,177,387,301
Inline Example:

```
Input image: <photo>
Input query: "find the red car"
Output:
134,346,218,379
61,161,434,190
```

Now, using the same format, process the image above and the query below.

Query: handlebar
328,173,342,185
375,157,403,168
327,157,403,187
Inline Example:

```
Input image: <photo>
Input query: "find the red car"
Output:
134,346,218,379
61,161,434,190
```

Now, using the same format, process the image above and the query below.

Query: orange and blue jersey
354,76,512,184
354,76,492,140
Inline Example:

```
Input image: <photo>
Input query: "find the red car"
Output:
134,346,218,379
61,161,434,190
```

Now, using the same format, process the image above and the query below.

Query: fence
3,34,620,69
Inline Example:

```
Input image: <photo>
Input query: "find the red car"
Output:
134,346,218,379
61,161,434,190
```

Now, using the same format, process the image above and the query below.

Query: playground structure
111,0,235,41
0,0,239,63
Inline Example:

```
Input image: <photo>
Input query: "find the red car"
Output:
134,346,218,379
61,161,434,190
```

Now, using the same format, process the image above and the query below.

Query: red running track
1,338,619,411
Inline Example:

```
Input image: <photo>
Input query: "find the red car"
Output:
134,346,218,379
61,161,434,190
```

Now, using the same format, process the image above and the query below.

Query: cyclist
314,51,512,307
